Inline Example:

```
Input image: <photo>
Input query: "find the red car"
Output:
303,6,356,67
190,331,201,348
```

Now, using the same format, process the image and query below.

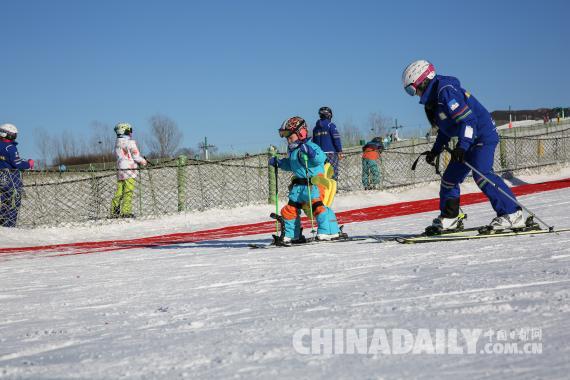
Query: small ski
248,236,368,249
396,227,570,244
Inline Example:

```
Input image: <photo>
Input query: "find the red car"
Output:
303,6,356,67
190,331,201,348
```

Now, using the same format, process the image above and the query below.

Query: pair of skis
390,216,570,244
395,227,570,244
248,213,367,249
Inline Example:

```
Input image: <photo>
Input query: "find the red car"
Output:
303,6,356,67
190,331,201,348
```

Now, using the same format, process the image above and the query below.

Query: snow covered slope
1,186,569,379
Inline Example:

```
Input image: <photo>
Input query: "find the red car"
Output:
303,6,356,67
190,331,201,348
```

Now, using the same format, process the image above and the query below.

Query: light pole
199,137,216,161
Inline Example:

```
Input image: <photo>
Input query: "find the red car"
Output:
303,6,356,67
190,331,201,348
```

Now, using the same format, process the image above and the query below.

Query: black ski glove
450,147,466,163
425,150,438,166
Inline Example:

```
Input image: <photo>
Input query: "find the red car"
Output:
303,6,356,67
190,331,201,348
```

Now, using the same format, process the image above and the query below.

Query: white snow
0,170,569,378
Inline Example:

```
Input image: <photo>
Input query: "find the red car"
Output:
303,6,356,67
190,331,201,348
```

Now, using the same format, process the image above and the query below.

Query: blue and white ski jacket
277,139,326,178
420,75,498,153
312,119,343,153
0,140,30,189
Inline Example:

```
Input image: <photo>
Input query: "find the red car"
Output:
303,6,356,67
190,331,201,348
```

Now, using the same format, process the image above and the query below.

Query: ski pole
302,154,316,234
444,146,554,231
272,153,279,236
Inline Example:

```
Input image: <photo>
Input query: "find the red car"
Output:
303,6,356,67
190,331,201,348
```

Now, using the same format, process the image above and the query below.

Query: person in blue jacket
0,123,34,227
402,60,524,232
312,106,343,180
269,116,341,245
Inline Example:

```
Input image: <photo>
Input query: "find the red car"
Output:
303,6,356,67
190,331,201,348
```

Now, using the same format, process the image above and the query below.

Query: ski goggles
404,83,417,96
279,129,294,138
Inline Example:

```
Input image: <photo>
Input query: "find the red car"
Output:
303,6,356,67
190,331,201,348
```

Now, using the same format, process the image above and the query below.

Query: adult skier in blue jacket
312,107,343,180
402,60,524,232
0,123,34,227
269,116,341,245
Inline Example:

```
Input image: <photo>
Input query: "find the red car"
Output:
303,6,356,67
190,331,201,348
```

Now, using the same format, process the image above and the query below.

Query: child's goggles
279,129,294,138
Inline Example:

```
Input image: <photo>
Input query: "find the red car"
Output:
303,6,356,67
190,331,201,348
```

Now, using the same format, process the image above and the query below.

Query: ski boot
272,234,307,247
279,236,293,247
479,210,537,235
316,233,340,241
316,225,348,241
272,235,292,246
424,214,466,236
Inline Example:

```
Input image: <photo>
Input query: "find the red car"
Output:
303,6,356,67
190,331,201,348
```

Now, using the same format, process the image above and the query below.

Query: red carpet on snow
3,178,570,256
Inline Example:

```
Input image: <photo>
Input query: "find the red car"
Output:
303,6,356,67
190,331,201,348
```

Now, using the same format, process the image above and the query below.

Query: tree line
34,112,400,168
34,114,191,168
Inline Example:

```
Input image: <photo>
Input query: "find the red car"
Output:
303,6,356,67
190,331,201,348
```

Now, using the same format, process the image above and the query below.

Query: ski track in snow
0,190,570,378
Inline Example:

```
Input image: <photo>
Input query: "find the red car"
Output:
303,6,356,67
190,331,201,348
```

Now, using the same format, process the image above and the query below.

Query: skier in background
402,60,524,233
312,106,343,180
361,137,383,190
0,123,34,227
269,116,341,245
111,122,147,218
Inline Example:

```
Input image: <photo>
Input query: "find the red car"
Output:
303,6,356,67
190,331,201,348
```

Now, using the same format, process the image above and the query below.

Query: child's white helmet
114,122,133,136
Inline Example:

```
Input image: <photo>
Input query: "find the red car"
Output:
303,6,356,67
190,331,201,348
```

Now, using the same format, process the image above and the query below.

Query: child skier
111,122,147,218
0,123,34,227
361,137,383,190
269,116,341,245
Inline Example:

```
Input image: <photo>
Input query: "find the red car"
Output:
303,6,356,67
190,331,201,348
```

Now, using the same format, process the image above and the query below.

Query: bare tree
34,128,54,168
147,114,183,158
368,112,391,139
339,119,365,147
89,121,114,156
55,131,81,164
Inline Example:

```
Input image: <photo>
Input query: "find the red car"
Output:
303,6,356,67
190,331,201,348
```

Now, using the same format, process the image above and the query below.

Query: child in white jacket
111,122,147,218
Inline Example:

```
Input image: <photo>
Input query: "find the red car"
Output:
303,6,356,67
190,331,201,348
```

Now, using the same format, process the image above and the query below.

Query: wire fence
4,123,570,228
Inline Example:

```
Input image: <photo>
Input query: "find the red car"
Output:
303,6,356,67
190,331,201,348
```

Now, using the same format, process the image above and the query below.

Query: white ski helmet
114,122,133,136
0,123,18,140
402,60,436,96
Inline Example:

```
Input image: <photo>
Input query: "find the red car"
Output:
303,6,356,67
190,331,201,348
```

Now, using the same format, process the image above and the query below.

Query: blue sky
2,0,569,159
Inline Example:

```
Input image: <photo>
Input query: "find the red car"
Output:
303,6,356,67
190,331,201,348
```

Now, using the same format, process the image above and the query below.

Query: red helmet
279,116,308,140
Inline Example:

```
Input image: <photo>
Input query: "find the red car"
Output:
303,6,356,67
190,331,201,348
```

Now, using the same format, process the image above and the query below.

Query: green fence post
177,155,188,212
267,145,277,204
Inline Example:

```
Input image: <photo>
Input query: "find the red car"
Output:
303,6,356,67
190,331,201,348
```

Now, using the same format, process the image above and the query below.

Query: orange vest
362,147,380,160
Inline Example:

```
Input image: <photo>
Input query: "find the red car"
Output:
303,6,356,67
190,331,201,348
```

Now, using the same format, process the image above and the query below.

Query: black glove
268,157,278,167
425,150,438,166
450,147,466,163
